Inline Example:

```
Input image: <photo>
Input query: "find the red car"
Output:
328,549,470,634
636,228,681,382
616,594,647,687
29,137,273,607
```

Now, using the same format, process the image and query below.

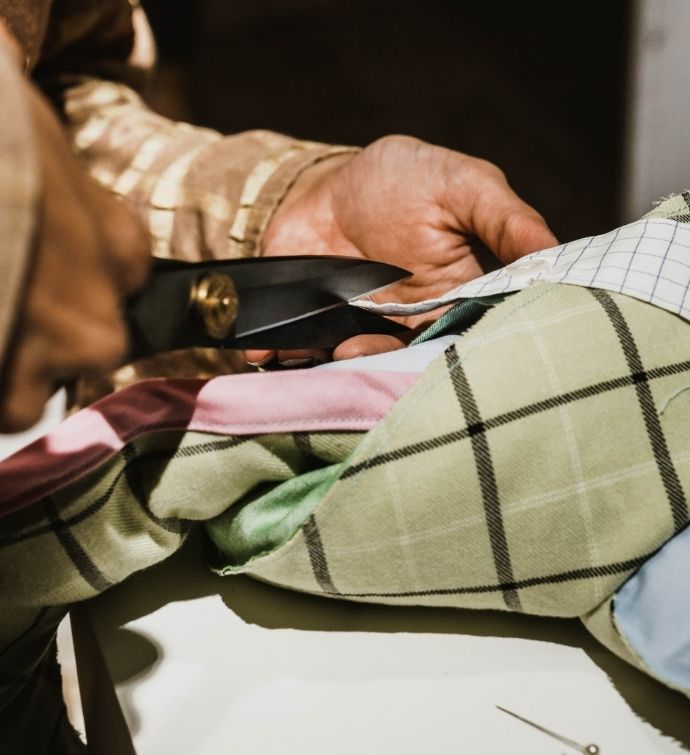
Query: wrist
274,153,354,215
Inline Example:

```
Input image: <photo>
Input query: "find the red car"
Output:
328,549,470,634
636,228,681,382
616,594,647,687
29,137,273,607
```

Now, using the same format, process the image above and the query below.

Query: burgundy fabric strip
0,369,417,518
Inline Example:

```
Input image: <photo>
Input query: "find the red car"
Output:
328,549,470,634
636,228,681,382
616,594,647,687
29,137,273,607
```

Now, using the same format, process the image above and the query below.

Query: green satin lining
206,463,344,571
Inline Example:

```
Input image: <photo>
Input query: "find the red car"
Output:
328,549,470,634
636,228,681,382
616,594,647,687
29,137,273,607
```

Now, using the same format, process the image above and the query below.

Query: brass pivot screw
191,272,238,340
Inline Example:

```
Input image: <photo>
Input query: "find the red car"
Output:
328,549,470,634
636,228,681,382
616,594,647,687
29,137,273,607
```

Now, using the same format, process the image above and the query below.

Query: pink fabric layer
0,369,417,517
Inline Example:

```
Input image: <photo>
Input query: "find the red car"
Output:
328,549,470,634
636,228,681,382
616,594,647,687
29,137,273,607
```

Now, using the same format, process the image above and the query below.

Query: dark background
140,1,632,243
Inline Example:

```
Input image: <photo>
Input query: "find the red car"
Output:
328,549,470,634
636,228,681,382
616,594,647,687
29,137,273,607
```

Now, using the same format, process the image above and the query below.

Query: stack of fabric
2,196,690,748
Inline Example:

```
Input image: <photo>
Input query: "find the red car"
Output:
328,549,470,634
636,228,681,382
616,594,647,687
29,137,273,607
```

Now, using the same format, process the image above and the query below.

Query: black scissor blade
232,305,410,350
125,255,410,358
149,255,408,292
233,259,409,337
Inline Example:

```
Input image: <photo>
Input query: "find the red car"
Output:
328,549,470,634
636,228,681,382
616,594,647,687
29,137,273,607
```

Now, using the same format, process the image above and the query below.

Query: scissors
125,255,411,360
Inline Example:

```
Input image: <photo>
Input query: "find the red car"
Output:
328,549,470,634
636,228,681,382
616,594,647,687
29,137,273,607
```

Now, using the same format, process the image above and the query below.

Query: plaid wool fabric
3,280,690,719
227,284,690,624
3,202,690,747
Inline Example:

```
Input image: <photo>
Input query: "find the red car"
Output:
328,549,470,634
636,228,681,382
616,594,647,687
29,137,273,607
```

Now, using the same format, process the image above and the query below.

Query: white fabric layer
353,219,690,321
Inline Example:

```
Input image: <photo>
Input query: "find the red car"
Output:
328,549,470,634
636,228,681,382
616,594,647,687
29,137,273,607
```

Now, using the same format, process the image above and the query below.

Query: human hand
246,135,557,367
0,85,150,432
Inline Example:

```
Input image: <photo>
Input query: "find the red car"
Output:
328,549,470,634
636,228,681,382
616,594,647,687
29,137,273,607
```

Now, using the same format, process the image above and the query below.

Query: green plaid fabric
218,284,690,622
4,206,690,746
5,282,690,704
208,278,690,686
644,190,690,223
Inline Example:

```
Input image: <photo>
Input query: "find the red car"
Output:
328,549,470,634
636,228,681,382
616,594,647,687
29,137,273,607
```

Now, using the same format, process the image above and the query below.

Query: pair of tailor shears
125,255,411,360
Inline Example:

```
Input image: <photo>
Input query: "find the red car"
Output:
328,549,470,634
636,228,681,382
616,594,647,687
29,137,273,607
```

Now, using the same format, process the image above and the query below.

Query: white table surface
80,529,690,755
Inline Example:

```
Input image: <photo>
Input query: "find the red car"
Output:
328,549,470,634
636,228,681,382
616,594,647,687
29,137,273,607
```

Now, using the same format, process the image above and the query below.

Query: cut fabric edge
206,462,347,573
204,290,514,580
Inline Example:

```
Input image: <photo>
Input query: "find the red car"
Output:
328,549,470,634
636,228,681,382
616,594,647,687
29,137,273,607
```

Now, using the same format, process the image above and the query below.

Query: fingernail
278,358,314,368
246,355,274,367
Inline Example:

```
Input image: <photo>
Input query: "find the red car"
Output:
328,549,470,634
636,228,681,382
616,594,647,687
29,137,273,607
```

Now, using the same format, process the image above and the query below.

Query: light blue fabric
614,525,690,692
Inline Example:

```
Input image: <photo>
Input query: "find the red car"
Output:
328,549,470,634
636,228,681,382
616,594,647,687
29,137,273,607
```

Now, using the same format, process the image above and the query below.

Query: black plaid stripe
591,288,689,531
292,431,325,474
302,515,338,594
341,357,690,479
0,435,255,547
293,432,313,458
663,192,690,223
122,445,187,535
445,345,520,610
141,434,256,462
334,552,649,600
0,464,136,548
0,424,259,519
44,498,113,592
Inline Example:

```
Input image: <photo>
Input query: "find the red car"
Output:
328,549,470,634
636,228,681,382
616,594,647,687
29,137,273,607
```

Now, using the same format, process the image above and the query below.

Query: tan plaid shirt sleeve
34,0,357,263
0,0,357,395
65,86,353,262
0,0,356,379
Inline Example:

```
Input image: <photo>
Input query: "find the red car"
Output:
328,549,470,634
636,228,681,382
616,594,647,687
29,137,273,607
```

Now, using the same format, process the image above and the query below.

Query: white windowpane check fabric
355,218,690,321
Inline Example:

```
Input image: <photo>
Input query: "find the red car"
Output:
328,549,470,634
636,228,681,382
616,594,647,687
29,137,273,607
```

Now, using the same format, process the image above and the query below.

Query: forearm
31,0,356,263
63,79,356,261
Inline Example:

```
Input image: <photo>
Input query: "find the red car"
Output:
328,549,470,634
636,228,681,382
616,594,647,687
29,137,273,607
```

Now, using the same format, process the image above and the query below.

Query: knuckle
117,208,150,260
370,134,421,155
100,200,151,293
499,210,525,243
471,157,506,183
500,209,546,253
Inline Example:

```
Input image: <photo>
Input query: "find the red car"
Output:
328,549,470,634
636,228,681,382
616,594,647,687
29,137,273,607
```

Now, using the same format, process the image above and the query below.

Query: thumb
449,159,558,264
490,207,559,263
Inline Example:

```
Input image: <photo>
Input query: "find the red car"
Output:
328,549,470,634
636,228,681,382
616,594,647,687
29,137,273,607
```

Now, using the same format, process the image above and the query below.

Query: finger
245,348,330,368
51,313,129,374
450,159,558,264
333,334,407,360
489,204,559,262
0,377,53,433
0,384,52,433
276,348,330,366
245,349,275,367
87,182,151,295
0,341,54,433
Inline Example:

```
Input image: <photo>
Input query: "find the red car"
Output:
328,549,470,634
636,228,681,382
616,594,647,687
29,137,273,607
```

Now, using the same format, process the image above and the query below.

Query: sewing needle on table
496,705,600,754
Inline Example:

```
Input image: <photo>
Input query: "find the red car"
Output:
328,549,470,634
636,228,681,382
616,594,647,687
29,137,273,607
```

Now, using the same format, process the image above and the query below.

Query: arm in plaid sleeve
33,0,357,262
